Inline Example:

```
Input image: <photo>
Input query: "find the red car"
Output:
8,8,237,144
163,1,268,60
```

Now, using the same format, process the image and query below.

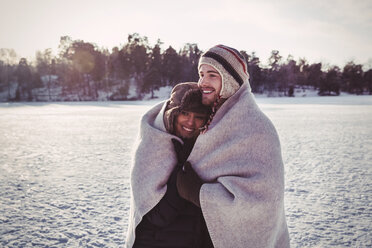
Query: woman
127,82,213,248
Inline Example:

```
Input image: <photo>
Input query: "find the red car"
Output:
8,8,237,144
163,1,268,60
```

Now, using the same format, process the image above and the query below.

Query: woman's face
198,64,222,106
174,110,208,139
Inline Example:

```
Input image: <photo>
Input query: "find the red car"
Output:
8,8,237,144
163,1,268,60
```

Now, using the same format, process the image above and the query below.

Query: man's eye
181,111,189,116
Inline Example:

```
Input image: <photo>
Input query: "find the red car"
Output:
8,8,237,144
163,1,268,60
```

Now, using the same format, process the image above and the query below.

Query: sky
0,0,371,68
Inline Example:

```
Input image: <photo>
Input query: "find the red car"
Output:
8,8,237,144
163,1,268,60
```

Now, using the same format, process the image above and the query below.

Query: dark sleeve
144,163,186,227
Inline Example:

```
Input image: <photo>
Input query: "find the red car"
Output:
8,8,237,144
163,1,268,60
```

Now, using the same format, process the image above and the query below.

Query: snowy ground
0,95,371,247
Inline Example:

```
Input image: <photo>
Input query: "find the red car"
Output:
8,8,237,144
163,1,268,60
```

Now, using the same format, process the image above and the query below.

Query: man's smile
201,88,215,94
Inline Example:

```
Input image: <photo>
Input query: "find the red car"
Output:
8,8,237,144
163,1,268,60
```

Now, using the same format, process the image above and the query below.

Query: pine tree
15,58,32,100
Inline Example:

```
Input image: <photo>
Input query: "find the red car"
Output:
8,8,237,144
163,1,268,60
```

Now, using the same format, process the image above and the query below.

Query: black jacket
133,139,213,248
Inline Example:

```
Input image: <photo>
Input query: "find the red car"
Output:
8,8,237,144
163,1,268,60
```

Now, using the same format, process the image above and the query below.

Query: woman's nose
186,116,195,126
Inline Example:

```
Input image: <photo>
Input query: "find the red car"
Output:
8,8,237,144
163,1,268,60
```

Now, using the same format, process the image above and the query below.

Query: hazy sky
1,0,371,67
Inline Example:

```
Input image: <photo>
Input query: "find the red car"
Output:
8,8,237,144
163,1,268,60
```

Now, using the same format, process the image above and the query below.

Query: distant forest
0,33,371,101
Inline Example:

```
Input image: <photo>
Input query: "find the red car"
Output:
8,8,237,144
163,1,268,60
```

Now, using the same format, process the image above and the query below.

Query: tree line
0,33,371,101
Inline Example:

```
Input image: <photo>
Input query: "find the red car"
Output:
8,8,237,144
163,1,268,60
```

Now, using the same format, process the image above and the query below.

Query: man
127,83,213,248
175,45,290,247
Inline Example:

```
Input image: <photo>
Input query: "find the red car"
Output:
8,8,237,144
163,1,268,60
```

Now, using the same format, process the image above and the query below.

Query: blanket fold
126,83,289,248
188,83,289,247
126,101,182,248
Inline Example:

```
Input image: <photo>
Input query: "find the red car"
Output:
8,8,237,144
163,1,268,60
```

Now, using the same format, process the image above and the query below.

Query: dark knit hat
198,44,250,99
164,82,212,134
179,89,211,115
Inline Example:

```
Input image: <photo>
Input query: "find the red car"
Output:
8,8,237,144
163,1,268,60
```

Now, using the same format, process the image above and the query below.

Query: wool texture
126,83,290,248
188,83,290,248
126,100,180,248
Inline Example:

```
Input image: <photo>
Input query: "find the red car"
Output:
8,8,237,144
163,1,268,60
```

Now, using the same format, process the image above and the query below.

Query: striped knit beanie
198,44,250,99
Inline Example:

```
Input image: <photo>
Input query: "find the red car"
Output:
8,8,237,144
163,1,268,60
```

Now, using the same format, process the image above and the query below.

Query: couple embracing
126,45,290,248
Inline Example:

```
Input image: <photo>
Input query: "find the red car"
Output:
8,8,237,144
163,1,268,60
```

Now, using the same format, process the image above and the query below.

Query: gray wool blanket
126,83,290,248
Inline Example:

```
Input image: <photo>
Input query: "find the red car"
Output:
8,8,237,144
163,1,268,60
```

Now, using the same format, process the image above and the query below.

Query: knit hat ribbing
198,44,250,99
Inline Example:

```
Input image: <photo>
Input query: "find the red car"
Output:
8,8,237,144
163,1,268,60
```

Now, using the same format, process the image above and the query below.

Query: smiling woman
174,110,208,140
163,83,212,139
127,82,214,248
172,89,211,140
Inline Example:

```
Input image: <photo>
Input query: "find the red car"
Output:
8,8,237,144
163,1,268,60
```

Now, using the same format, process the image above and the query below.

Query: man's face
198,64,222,106
174,110,208,139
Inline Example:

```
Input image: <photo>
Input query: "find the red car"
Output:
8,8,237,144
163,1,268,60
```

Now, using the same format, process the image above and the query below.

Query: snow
0,95,371,247
40,75,58,84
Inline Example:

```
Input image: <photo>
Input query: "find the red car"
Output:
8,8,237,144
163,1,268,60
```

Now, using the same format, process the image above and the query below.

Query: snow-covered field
0,95,371,247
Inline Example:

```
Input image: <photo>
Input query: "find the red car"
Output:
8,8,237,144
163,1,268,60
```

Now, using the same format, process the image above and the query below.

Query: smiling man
173,45,291,247
197,64,222,106
198,45,249,108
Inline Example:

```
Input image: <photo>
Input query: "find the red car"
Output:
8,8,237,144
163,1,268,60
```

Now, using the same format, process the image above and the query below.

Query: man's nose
199,76,208,87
